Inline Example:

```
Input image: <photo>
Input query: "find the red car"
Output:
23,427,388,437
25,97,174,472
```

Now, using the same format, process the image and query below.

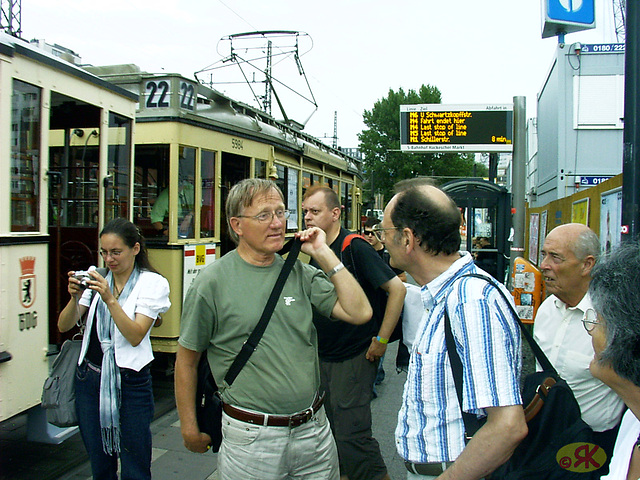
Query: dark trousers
75,361,154,480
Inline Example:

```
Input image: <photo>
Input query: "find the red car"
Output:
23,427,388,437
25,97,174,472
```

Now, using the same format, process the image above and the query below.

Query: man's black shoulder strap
224,237,302,386
443,272,558,440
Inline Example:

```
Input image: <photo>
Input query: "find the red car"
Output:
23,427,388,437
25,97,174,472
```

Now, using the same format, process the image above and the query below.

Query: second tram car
87,65,363,354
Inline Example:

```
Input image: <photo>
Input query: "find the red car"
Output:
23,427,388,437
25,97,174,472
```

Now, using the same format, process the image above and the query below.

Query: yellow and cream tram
0,34,361,426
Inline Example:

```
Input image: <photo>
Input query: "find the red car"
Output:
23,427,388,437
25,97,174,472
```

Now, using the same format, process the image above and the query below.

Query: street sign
579,176,613,186
580,44,625,54
542,0,596,39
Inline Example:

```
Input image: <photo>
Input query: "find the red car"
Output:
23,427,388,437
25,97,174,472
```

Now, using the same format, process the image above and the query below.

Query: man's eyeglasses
372,224,400,242
236,209,291,224
582,308,600,333
363,230,375,236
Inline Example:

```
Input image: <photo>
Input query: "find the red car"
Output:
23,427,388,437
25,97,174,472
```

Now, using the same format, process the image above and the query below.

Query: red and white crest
19,256,36,309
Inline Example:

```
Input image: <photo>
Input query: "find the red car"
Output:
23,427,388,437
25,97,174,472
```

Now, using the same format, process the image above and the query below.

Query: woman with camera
58,218,171,480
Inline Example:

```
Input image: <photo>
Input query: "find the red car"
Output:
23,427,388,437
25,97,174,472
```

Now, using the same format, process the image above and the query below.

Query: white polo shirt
533,292,625,432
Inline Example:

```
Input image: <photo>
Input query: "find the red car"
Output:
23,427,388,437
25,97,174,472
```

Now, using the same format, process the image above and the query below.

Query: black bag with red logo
446,274,601,480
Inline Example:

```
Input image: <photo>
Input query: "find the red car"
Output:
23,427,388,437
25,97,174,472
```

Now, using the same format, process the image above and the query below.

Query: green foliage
358,85,488,203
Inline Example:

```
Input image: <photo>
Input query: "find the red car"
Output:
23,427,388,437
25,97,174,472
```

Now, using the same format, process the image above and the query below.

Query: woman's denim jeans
75,361,154,480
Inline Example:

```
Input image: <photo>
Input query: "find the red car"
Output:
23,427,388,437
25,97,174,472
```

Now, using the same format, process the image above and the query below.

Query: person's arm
297,227,372,325
366,275,406,361
437,405,527,480
58,271,89,332
175,345,212,453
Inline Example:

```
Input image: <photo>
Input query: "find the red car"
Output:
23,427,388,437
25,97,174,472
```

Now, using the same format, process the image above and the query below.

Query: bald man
380,180,527,480
534,223,625,475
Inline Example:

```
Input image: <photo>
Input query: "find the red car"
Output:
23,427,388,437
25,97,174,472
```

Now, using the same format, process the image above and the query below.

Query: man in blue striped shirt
376,181,527,479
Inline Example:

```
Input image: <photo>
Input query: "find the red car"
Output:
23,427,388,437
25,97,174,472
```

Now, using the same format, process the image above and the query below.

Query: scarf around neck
95,266,140,455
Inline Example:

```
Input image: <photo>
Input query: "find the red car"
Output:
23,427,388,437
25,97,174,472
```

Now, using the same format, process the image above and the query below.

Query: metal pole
622,0,639,240
510,96,527,277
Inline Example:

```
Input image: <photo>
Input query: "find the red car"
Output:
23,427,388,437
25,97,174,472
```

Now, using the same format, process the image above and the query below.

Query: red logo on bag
19,256,36,308
556,442,606,472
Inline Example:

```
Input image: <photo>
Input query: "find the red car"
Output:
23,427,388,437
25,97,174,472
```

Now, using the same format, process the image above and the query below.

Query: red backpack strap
341,233,366,252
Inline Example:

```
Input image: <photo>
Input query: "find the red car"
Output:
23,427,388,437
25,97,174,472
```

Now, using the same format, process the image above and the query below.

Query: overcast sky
21,0,620,147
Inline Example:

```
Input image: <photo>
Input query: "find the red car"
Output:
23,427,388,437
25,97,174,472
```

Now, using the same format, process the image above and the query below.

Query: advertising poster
538,210,548,266
183,244,216,301
600,188,622,255
528,213,539,264
571,198,590,226
287,169,298,230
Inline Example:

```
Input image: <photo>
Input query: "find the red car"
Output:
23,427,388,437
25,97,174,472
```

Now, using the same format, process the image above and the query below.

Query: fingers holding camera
67,271,87,297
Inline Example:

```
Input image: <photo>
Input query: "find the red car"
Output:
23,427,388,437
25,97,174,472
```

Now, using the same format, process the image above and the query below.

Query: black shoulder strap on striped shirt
443,273,556,440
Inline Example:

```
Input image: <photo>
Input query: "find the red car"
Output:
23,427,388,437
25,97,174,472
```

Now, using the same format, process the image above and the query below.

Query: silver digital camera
73,268,94,288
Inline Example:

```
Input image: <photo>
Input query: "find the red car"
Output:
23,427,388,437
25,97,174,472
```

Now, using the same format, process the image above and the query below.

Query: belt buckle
289,407,312,427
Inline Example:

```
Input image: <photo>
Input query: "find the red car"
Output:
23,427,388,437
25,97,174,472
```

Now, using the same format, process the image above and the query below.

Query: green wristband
376,336,388,345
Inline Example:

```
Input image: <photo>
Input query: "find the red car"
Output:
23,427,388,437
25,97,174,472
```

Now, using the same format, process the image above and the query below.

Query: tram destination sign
400,104,513,153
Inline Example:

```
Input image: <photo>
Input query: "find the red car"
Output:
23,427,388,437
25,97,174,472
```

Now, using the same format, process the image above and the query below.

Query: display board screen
400,104,513,152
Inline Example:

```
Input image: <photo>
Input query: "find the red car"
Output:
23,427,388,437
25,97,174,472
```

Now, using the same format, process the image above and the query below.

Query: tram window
106,112,133,222
201,149,216,238
341,182,352,230
302,172,315,198
274,164,298,233
255,159,266,179
11,80,41,232
134,144,167,237
177,147,196,239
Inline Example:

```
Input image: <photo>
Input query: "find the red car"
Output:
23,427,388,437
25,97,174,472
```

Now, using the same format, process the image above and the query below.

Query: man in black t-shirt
302,186,405,480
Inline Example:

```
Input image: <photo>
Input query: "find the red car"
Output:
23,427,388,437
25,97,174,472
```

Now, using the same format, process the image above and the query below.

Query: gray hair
573,228,600,263
225,178,284,245
590,241,640,386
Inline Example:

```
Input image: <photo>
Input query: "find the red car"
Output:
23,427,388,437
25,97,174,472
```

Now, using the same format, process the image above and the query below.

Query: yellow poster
571,198,590,226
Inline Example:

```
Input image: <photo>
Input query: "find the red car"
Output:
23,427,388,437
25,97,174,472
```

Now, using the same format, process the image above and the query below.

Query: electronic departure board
400,104,513,153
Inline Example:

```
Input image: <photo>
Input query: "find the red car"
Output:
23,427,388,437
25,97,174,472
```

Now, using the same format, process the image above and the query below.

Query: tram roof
83,64,362,175
0,32,138,102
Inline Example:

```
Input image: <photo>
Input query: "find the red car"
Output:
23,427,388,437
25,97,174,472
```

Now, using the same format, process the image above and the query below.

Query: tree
358,85,487,204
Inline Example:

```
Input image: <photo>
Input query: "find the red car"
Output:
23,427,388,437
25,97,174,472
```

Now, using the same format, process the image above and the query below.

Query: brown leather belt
222,393,324,428
404,460,453,476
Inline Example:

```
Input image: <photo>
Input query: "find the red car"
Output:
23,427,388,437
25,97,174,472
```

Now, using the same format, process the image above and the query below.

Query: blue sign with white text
547,0,595,24
580,176,612,186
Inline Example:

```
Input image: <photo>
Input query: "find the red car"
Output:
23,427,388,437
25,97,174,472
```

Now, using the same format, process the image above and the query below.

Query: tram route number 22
145,80,195,111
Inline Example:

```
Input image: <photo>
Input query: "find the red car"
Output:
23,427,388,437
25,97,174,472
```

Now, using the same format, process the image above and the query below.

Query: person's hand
83,269,116,303
366,337,388,361
182,429,213,453
296,227,327,257
67,271,86,298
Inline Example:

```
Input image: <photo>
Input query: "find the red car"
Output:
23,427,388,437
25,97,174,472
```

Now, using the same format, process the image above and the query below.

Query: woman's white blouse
78,270,171,371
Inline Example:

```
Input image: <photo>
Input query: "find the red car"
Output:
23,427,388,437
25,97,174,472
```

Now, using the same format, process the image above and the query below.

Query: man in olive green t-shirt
174,178,372,480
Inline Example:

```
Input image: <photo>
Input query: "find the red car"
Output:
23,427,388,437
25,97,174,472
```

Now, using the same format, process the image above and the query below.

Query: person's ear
583,255,596,275
229,217,243,237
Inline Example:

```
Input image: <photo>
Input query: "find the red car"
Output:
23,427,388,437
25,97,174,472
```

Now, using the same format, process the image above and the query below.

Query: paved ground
11,341,408,480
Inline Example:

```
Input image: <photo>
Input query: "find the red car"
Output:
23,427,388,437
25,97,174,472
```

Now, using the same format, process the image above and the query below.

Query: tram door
220,152,250,255
441,179,511,283
48,94,133,344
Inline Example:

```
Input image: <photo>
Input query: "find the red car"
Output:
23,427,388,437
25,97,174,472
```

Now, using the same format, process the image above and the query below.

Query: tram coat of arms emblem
19,256,36,309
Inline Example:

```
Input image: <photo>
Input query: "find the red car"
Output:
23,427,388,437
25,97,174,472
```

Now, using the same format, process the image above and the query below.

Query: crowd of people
59,177,640,480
